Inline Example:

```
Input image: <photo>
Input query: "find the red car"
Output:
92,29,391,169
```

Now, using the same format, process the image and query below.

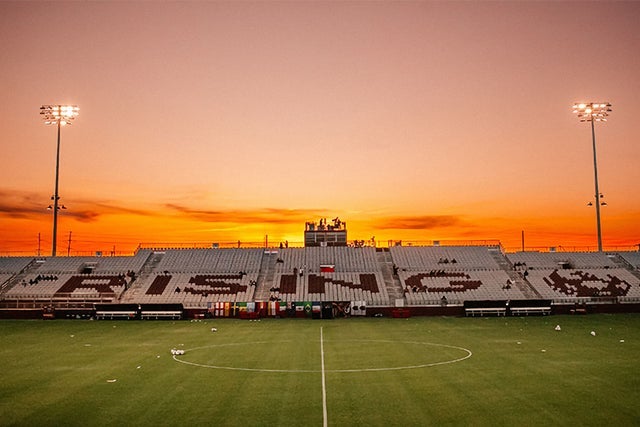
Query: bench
509,306,551,316
95,310,137,320
140,310,182,320
465,307,506,317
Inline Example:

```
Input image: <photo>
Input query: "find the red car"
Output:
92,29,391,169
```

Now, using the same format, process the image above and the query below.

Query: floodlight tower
40,105,79,256
572,102,612,252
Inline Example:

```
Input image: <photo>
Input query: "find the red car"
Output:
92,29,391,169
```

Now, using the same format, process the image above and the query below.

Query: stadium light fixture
40,105,79,256
572,102,611,252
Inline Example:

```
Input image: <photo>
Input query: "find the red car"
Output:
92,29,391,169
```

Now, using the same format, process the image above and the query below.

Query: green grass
0,315,639,426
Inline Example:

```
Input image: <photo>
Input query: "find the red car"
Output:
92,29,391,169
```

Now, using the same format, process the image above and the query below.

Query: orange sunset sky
1,1,639,255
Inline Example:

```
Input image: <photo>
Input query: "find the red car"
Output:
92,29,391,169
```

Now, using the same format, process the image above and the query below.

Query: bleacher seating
273,271,388,304
267,247,389,305
619,252,640,270
146,275,172,295
134,249,262,307
5,273,129,301
136,272,257,306
525,268,640,300
390,246,524,305
390,246,500,271
154,248,262,273
0,273,14,288
0,257,34,273
399,269,526,305
1,247,639,311
506,251,617,269
272,247,379,274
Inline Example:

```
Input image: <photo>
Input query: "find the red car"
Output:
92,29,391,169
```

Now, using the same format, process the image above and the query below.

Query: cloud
164,204,320,224
375,215,462,230
91,202,155,217
0,187,323,227
0,189,49,219
1,189,464,234
0,188,155,223
0,200,101,223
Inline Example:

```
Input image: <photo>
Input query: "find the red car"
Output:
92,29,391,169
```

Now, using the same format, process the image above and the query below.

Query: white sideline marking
320,327,328,427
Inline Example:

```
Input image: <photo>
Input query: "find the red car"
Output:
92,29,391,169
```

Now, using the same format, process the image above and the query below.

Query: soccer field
1,314,639,426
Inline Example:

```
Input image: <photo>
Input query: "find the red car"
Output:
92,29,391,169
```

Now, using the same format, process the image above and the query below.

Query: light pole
40,105,79,256
572,102,611,252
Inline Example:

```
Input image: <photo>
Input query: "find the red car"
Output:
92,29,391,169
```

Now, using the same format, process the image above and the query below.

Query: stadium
2,217,640,320
1,232,640,425
3,2,640,425
2,217,640,425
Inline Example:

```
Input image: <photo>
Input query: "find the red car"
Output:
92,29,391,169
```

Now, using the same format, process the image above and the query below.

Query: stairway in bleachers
254,251,275,301
489,249,541,299
120,251,162,302
610,253,640,280
376,249,404,303
0,259,42,298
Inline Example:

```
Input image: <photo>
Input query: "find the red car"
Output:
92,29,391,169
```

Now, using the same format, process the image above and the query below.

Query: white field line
320,327,328,427
172,340,472,373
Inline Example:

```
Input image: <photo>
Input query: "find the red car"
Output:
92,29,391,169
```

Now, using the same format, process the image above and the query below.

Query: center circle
172,339,472,372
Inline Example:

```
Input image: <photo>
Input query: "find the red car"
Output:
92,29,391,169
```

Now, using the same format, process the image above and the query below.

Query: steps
120,251,163,302
376,249,404,303
489,249,541,299
254,251,276,301
610,253,640,281
0,259,43,298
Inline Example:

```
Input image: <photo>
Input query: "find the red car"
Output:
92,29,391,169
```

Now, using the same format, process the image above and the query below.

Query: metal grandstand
1,243,640,319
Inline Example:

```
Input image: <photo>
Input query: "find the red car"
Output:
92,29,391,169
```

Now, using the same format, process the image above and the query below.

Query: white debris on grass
211,327,217,332
107,379,117,383
555,325,561,331
171,349,185,355
541,349,546,352
620,339,625,343
590,331,596,336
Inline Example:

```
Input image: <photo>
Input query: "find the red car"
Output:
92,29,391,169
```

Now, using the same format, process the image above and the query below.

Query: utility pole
67,231,72,256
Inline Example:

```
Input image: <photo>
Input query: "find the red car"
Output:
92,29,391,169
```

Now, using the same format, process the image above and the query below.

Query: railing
0,251,138,257
137,242,287,250
4,241,639,257
0,297,112,309
503,245,640,253
386,239,502,248
552,296,619,305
